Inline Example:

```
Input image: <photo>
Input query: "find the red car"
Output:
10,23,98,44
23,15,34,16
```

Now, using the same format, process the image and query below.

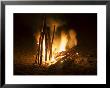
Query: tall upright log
45,33,47,61
52,25,55,44
36,16,50,65
49,25,55,60
39,32,44,65
43,16,48,62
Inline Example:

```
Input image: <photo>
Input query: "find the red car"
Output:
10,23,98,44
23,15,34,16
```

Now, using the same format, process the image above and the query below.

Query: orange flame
59,31,68,51
34,27,77,66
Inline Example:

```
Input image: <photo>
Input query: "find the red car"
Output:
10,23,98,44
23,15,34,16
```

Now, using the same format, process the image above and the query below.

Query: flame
59,31,68,51
47,17,63,32
34,26,77,66
67,29,77,49
43,36,45,62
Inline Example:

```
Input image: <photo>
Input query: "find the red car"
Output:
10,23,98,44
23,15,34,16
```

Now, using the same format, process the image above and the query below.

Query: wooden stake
49,25,55,60
45,33,47,61
40,32,44,65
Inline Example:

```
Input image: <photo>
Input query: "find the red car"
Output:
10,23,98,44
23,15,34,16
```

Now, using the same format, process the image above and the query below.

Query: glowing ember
76,52,79,55
61,60,63,63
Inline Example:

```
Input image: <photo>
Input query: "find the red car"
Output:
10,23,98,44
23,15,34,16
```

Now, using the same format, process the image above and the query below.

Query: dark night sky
14,13,97,64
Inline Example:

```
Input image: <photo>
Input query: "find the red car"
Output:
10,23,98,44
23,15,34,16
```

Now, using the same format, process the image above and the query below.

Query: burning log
39,32,44,65
52,25,55,46
44,17,48,62
36,16,48,65
49,25,56,60
36,33,42,65
45,34,47,61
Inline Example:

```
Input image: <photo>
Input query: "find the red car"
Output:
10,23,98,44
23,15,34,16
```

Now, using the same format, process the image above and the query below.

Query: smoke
34,32,40,44
66,29,77,49
46,16,65,32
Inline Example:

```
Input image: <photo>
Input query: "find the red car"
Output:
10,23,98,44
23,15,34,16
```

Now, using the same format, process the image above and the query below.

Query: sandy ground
14,48,97,75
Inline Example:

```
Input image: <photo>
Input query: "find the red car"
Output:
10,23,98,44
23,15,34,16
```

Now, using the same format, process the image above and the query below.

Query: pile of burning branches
54,47,89,66
54,48,79,62
33,16,88,68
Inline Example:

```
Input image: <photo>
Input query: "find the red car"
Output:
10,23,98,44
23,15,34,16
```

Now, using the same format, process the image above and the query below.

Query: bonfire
33,16,82,68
